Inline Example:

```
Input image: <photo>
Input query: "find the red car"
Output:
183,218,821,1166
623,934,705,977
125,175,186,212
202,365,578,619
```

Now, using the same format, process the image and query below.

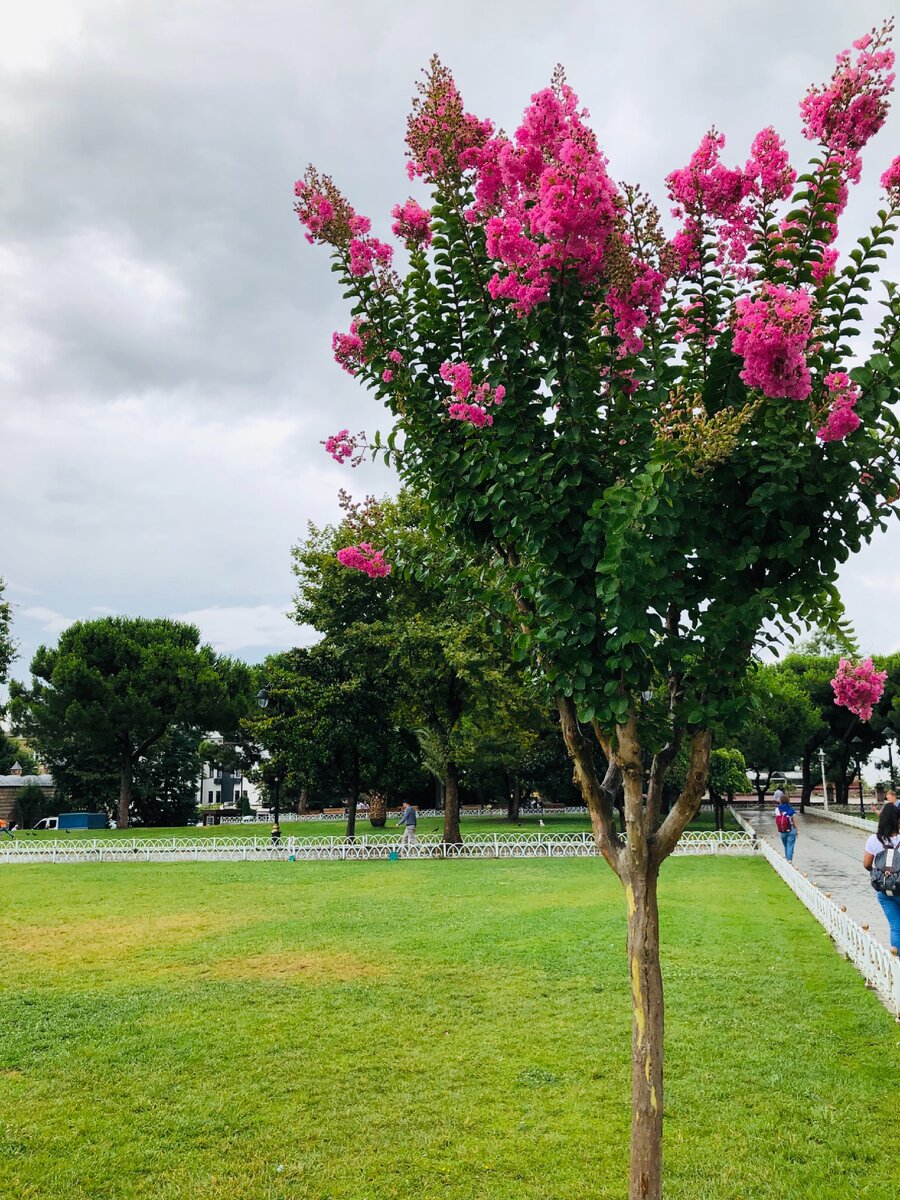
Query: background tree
295,28,900,1197
10,617,252,828
707,748,749,829
0,732,38,777
734,665,822,803
293,492,546,842
0,578,15,690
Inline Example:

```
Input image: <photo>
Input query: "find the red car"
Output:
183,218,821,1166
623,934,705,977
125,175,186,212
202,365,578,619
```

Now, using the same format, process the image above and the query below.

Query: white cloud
20,607,75,638
170,604,311,655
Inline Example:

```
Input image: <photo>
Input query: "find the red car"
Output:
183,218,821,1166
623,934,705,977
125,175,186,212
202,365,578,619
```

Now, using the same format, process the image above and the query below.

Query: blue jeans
779,829,796,861
877,892,900,952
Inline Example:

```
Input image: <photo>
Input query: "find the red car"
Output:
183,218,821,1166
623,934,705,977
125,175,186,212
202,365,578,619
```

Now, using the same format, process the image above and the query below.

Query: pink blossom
440,360,504,425
469,78,621,314
448,402,493,427
816,371,861,442
388,349,403,364
332,320,371,376
322,428,366,466
406,58,493,182
667,130,755,274
831,656,887,721
323,429,355,463
348,236,393,277
391,198,433,246
607,262,667,355
881,154,900,203
732,283,814,400
382,369,394,382
800,22,895,183
336,543,392,578
745,127,796,203
811,245,839,285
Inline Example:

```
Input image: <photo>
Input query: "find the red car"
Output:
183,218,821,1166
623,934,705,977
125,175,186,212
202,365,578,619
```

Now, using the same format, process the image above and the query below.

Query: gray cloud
2,0,899,684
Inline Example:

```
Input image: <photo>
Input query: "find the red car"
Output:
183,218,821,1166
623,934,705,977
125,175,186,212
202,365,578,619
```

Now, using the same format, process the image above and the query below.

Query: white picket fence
0,829,755,865
730,808,900,1014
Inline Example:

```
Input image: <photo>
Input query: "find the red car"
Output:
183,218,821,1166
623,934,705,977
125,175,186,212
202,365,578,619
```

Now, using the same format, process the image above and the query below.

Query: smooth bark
625,863,664,1200
118,755,132,829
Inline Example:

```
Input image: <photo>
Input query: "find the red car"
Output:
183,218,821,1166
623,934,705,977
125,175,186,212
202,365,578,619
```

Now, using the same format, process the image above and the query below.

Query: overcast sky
2,0,899,686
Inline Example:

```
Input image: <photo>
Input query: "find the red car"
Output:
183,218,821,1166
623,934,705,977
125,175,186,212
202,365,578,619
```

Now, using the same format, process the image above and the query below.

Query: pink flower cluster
323,429,355,463
391,198,432,246
800,24,895,183
470,80,621,314
293,179,335,244
816,372,861,442
732,283,814,400
406,58,493,182
666,130,756,275
746,127,797,205
831,656,887,721
881,154,900,204
607,262,667,356
349,235,393,277
336,543,392,578
332,320,371,376
440,360,505,428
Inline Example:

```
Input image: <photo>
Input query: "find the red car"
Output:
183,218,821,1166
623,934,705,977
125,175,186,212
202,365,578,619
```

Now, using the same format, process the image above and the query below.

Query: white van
32,817,58,831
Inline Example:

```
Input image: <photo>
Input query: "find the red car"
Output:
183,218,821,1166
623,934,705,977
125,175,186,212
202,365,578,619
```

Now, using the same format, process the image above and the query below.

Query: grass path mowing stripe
0,857,891,1199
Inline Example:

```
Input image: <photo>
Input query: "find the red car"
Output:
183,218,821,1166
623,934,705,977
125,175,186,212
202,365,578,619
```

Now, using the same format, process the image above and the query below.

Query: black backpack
870,844,900,896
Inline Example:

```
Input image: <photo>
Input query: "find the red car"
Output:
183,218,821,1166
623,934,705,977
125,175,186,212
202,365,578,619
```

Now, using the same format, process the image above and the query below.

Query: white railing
731,807,900,1014
0,830,755,865
801,807,875,833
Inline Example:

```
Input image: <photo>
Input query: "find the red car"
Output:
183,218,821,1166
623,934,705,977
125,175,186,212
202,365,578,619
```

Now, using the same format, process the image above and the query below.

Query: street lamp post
851,735,866,817
818,746,828,812
256,684,282,827
885,726,896,791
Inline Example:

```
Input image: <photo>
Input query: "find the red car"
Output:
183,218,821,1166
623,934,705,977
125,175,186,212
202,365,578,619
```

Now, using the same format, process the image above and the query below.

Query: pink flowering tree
295,29,900,1199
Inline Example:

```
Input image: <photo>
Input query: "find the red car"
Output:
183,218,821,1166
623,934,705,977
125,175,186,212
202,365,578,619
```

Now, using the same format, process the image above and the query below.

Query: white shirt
865,833,900,856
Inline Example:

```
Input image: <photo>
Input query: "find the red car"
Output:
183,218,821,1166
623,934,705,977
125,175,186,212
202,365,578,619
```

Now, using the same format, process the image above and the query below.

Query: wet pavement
747,807,888,947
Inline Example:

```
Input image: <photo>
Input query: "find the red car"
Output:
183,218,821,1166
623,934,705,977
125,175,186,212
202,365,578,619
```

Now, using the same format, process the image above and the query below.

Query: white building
195,735,262,809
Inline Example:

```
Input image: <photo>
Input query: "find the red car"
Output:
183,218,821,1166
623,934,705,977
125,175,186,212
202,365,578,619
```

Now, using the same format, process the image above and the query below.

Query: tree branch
651,729,712,865
557,695,623,872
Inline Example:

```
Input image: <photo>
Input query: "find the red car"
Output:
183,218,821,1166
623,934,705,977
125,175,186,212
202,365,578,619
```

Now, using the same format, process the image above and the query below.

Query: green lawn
16,809,737,842
0,856,892,1199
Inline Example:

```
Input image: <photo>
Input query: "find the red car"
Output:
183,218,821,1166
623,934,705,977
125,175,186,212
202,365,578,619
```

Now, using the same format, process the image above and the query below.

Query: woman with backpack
864,803,900,952
774,793,798,862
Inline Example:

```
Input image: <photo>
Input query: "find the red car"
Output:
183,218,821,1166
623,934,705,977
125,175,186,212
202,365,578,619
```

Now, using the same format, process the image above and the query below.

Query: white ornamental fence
730,808,900,1014
0,830,755,865
800,807,875,833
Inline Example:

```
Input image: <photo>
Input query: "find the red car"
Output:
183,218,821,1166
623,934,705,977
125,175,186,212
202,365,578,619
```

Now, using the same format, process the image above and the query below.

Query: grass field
0,855,893,1199
14,810,738,842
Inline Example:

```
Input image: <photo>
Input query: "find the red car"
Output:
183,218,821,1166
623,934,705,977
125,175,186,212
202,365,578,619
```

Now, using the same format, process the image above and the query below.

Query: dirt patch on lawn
1,913,235,967
205,950,386,984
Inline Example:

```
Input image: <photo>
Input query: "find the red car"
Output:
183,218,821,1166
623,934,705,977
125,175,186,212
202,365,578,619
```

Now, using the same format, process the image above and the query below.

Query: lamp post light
850,735,866,818
818,746,828,812
256,683,281,827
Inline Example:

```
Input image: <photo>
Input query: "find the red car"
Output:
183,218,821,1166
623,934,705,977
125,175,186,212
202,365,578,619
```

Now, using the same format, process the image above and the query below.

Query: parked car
32,817,58,831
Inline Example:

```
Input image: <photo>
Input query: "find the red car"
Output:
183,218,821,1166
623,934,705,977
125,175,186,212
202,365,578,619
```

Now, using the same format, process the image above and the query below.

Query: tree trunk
625,862,664,1200
369,791,387,828
118,756,132,829
799,750,812,811
508,776,521,823
346,753,359,842
443,762,462,845
297,786,309,815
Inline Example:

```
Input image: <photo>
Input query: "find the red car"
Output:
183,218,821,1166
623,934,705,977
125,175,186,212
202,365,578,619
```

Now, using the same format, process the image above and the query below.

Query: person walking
774,792,798,862
864,803,900,953
397,801,418,850
271,822,281,846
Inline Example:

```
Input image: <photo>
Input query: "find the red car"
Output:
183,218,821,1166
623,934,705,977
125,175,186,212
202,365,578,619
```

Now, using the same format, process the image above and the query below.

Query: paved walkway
748,807,888,946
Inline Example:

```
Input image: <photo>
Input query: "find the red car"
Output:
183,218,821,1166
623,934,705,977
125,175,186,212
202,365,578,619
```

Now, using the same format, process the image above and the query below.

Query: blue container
58,812,106,831
388,851,400,861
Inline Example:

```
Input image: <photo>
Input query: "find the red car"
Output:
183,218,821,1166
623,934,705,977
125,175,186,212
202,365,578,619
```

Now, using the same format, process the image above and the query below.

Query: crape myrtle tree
294,27,900,1198
10,617,252,828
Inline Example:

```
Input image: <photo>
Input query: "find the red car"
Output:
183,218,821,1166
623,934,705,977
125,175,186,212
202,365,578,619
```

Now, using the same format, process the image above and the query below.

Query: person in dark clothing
397,802,417,848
